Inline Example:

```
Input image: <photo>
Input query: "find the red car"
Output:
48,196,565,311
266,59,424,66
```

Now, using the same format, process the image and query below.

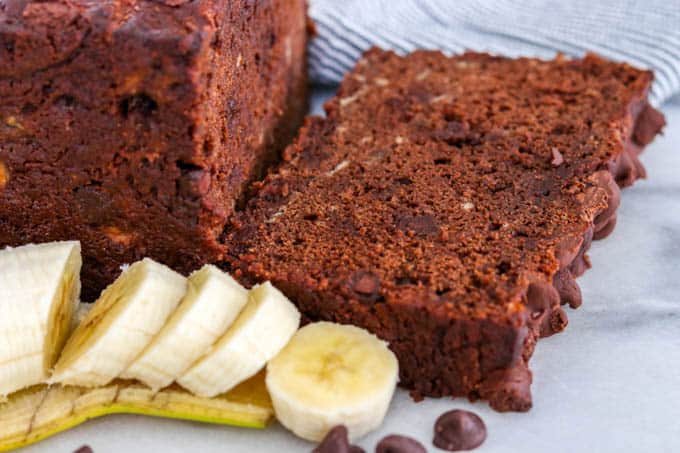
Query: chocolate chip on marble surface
433,409,487,451
73,445,93,453
375,434,426,453
313,425,365,453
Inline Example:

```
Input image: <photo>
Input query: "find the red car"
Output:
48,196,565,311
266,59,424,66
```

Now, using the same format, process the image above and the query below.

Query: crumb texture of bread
229,50,665,411
0,0,308,299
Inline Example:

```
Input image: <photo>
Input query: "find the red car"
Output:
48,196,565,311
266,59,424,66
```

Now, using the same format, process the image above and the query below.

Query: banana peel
0,372,273,452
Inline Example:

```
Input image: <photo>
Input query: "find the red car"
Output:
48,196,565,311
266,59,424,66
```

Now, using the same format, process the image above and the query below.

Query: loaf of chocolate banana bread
228,50,665,411
0,0,308,299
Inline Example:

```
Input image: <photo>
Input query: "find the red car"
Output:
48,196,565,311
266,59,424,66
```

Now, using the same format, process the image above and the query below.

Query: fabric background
308,0,680,105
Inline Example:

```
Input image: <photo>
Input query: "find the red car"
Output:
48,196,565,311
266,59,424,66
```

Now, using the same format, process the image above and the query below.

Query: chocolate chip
554,234,584,270
73,446,93,453
433,120,471,147
433,410,487,451
119,93,158,119
525,281,559,314
525,279,569,337
553,268,582,308
395,213,439,237
632,103,666,147
548,307,569,335
610,147,638,187
480,366,533,412
376,434,426,453
73,185,114,225
593,215,617,240
313,425,364,453
350,271,381,301
151,0,193,5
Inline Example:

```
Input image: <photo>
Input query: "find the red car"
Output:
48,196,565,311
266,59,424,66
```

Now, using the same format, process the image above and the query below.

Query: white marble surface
22,93,680,453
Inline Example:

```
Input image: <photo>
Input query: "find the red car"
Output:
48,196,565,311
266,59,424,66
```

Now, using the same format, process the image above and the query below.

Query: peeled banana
266,322,399,442
122,265,249,391
178,282,301,398
0,242,82,400
50,258,187,387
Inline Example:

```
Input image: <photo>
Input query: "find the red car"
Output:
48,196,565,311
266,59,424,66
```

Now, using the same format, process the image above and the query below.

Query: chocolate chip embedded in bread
432,120,474,147
554,234,584,270
433,410,487,451
591,171,621,240
562,225,592,278
394,213,439,237
593,215,618,240
72,186,114,225
553,268,582,308
349,270,381,302
481,365,533,412
633,102,666,146
525,280,566,337
610,146,640,188
376,434,426,453
152,0,193,5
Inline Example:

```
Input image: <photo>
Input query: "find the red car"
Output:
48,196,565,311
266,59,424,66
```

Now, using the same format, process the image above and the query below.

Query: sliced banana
266,322,399,442
178,282,300,398
122,265,249,391
50,258,187,387
0,242,82,400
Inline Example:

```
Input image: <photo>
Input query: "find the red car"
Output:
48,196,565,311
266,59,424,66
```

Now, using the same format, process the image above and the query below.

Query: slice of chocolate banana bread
228,50,665,411
0,0,308,299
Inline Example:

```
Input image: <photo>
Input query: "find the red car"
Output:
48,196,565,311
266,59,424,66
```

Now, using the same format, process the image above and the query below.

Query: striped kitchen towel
308,0,680,105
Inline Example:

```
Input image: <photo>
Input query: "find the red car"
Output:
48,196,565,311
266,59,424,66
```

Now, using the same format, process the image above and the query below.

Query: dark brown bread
0,0,308,299
229,49,665,411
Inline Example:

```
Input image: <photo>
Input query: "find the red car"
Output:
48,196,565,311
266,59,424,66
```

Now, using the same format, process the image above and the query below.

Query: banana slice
50,258,187,387
178,282,300,398
0,373,273,452
122,265,249,391
0,242,82,400
265,322,399,442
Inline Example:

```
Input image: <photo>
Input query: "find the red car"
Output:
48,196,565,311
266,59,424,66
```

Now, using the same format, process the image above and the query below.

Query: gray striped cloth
308,0,680,105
